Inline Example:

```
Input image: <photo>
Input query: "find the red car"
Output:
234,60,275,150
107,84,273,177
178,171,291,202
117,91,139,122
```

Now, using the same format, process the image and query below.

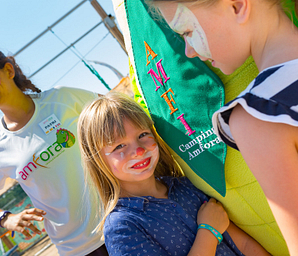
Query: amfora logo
56,128,75,148
19,129,76,180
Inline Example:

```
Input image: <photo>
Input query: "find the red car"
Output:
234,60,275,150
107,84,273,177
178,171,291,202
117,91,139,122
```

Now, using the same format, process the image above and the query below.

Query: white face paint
106,151,124,158
102,119,160,182
121,145,159,175
168,4,212,59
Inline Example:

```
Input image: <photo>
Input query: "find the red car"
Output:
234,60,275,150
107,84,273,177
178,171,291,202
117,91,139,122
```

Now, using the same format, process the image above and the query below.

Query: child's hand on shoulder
197,198,229,234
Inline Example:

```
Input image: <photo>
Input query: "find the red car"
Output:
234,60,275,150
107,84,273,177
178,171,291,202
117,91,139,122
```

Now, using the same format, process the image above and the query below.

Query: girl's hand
1,208,46,238
197,198,229,234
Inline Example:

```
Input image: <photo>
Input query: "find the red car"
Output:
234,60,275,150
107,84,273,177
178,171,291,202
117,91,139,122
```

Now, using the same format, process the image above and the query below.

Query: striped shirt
212,59,298,150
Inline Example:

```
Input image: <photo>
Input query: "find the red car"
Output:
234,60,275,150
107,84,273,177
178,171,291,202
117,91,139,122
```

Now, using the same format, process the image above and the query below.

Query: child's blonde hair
78,91,183,230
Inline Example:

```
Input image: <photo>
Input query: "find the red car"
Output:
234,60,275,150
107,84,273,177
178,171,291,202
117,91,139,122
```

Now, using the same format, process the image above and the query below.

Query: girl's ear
4,63,15,79
231,0,250,24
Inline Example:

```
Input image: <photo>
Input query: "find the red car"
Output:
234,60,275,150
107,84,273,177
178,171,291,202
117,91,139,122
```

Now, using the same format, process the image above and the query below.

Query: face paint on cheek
169,4,212,59
113,166,119,173
121,145,159,175
146,136,157,150
120,152,124,159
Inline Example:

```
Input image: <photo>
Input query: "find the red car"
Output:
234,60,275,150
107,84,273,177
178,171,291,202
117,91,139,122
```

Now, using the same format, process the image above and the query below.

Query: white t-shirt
0,86,103,256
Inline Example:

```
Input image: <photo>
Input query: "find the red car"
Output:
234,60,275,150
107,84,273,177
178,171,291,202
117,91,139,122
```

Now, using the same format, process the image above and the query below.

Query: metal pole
89,0,127,54
29,21,103,78
13,0,88,57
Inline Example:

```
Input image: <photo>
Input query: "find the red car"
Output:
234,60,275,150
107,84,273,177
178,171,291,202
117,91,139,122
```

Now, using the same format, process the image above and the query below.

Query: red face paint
136,147,145,156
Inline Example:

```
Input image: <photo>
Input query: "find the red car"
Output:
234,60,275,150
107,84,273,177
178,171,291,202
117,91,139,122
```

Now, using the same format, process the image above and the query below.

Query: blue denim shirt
104,177,243,256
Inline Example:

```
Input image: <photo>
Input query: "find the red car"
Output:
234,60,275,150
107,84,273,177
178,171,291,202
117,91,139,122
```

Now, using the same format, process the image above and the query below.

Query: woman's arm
230,105,298,255
187,198,230,256
1,208,46,238
227,222,270,255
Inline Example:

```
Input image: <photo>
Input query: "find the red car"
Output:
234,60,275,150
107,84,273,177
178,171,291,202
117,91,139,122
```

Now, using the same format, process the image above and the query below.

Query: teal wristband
197,223,223,244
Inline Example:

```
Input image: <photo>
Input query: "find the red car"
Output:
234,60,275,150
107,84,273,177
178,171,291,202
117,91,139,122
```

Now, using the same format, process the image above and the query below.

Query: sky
0,0,129,95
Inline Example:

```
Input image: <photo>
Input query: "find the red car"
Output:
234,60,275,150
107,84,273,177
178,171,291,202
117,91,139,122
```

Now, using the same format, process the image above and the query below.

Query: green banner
125,0,227,196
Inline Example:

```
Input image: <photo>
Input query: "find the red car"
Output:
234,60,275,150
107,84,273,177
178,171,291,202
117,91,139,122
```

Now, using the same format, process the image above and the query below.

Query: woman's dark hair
0,51,41,93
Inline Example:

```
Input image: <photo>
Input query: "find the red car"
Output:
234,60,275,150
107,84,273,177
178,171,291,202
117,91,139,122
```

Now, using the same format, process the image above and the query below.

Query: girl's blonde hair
78,91,183,230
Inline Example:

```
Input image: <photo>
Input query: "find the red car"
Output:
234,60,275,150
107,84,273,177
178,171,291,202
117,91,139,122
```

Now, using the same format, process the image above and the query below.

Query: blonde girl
147,0,298,254
78,92,270,256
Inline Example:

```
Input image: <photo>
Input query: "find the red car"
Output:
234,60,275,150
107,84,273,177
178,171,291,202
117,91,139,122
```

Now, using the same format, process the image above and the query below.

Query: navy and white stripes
212,59,298,150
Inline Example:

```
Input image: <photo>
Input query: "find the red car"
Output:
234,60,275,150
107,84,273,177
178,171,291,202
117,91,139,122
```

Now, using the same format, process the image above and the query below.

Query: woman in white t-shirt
0,51,108,256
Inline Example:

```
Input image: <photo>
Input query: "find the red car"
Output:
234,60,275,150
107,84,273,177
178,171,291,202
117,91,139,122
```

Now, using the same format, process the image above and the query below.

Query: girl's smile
122,146,159,175
130,157,151,169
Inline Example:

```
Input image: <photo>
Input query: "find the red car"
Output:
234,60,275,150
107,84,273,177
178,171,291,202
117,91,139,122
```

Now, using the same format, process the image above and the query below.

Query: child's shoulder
160,176,209,205
105,208,136,228
160,176,196,188
104,204,146,237
160,176,207,196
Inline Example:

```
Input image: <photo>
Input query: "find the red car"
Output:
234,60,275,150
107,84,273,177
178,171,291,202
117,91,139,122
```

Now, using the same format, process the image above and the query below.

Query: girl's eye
182,31,191,37
114,144,125,151
139,132,149,139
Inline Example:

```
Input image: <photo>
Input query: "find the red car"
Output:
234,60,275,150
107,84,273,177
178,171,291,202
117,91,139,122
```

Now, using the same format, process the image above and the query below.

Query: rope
49,28,110,90
82,60,111,90
50,32,110,88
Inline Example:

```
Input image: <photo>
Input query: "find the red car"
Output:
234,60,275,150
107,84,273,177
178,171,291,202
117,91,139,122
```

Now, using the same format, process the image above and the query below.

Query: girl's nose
184,38,197,58
136,147,145,156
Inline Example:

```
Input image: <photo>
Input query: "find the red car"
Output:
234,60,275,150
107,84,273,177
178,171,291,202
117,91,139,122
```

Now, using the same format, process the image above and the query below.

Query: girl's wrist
197,223,223,244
